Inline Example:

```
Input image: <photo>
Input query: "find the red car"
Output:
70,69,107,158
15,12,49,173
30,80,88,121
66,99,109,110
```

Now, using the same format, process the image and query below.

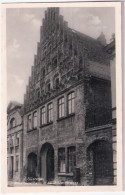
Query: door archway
87,140,113,185
40,143,54,182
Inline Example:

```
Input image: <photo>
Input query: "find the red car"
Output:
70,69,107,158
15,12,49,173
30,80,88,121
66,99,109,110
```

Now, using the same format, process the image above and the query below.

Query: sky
6,7,115,105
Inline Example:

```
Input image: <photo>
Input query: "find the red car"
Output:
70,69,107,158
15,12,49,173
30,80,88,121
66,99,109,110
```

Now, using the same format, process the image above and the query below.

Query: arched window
10,118,16,128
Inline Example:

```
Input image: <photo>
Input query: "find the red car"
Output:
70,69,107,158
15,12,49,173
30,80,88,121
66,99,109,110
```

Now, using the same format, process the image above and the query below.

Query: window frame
10,118,16,129
41,106,46,126
58,96,65,119
27,114,32,131
58,148,66,173
67,91,75,115
68,146,76,173
47,103,53,123
33,111,37,129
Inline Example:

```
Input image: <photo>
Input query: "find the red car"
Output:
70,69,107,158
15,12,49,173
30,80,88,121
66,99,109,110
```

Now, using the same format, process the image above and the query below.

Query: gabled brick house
7,8,116,186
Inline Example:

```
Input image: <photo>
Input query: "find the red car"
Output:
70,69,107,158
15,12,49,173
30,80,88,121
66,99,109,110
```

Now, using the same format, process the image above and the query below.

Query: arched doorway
87,140,113,185
40,143,54,182
27,153,37,180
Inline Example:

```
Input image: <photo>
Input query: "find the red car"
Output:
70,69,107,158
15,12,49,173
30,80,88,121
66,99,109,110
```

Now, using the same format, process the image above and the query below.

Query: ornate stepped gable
24,7,110,113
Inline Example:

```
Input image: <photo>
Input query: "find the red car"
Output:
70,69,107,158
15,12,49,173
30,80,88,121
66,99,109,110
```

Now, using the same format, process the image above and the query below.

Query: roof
7,101,23,114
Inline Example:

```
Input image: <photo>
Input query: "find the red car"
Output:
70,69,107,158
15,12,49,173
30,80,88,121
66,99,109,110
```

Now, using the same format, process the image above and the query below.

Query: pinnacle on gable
97,32,107,46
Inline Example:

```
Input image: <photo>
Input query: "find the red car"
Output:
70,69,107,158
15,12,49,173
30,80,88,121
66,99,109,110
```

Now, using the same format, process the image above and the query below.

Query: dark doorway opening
40,143,54,182
27,153,37,181
87,140,113,185
46,147,54,182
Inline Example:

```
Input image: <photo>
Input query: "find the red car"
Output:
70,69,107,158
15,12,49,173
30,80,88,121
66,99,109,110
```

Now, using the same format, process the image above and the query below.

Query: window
58,148,66,173
43,68,45,78
47,103,53,123
58,97,65,118
53,73,59,89
68,147,76,173
56,78,59,88
27,114,32,130
7,137,9,148
10,147,14,154
16,134,19,146
33,111,37,129
10,136,14,148
47,83,51,91
37,90,40,98
52,58,57,68
41,107,46,125
16,155,19,172
67,92,75,115
10,118,16,128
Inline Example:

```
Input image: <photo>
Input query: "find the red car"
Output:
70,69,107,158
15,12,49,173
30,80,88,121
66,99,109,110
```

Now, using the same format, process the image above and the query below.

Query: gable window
43,68,45,78
68,146,76,173
10,118,16,128
47,103,53,123
47,83,51,91
56,78,59,88
41,107,46,125
67,92,75,115
58,97,65,118
53,73,59,89
27,114,32,130
58,148,66,173
52,58,57,68
37,90,40,98
33,111,37,129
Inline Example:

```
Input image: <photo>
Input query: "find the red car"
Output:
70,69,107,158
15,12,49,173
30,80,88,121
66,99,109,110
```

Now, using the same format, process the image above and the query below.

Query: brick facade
7,102,23,182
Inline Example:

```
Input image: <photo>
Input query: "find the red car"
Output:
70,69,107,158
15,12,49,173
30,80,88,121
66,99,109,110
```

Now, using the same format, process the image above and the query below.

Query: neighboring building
22,8,115,186
7,102,23,182
105,39,116,185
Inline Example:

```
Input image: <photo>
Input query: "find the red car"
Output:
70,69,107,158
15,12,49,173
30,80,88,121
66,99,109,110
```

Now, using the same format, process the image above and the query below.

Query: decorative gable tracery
24,7,110,113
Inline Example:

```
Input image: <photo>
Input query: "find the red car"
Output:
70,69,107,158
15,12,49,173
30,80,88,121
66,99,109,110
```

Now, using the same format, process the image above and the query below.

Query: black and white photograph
1,1,123,192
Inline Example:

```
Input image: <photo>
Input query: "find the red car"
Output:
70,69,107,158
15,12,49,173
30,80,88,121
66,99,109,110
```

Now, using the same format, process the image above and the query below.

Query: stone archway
87,140,113,185
27,153,37,181
40,143,54,183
